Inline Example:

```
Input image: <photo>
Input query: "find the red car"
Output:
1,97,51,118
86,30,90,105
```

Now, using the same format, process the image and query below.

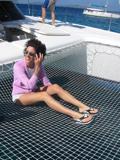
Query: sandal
80,107,98,115
74,112,93,125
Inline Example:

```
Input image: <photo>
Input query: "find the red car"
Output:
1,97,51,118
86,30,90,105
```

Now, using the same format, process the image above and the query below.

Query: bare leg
41,7,46,23
46,84,98,113
18,91,93,123
51,11,55,25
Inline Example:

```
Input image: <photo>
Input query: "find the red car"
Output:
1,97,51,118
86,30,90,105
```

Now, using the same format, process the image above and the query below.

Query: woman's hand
34,53,44,66
34,53,44,75
40,84,52,91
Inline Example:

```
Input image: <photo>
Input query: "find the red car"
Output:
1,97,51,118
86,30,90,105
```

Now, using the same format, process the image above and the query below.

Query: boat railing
0,40,82,73
16,4,120,34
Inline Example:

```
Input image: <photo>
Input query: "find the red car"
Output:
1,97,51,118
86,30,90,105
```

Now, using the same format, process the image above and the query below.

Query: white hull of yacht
83,9,120,19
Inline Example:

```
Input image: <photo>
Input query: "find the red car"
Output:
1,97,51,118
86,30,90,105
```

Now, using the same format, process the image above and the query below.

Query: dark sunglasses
24,51,36,57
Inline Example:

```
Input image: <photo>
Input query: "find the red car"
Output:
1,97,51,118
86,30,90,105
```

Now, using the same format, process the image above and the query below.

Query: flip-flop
80,107,98,116
74,112,93,125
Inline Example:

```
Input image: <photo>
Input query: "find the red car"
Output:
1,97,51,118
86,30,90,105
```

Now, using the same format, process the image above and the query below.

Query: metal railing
16,3,120,34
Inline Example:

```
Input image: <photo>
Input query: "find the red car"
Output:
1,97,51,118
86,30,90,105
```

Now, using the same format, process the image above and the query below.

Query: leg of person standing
49,0,56,25
41,0,49,23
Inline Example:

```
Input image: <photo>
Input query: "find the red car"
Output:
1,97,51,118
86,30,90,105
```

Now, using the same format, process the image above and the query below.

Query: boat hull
83,10,120,19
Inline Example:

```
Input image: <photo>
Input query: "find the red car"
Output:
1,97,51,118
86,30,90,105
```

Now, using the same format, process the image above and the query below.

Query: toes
82,114,93,124
90,108,98,114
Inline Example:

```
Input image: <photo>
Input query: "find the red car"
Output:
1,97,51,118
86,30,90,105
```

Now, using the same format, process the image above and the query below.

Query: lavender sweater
12,59,51,95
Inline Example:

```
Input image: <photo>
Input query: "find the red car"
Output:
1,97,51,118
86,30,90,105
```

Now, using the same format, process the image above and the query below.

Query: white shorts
12,94,24,103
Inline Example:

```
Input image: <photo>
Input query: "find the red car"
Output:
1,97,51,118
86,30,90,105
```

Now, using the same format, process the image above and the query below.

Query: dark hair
24,38,46,57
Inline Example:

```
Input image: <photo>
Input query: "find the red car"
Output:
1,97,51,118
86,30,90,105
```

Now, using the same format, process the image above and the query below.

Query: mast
28,0,31,15
105,0,109,12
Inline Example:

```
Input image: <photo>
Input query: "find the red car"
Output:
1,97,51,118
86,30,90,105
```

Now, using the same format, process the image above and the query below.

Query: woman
12,39,98,124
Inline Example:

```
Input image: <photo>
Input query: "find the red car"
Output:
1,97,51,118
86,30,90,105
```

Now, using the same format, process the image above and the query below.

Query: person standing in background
41,0,56,25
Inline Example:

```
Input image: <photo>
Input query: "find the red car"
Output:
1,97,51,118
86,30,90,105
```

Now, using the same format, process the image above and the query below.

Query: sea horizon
14,0,120,13
17,3,120,34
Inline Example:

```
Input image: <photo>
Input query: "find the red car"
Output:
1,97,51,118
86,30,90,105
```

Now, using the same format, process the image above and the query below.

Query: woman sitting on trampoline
12,38,98,125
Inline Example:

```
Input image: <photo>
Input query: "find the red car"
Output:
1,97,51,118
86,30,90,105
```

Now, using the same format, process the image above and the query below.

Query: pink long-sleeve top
12,59,51,95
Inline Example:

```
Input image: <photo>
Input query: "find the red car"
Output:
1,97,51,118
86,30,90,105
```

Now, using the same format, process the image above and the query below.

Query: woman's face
24,46,36,67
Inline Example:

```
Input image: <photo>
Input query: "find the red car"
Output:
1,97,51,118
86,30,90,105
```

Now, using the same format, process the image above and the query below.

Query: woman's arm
39,64,52,86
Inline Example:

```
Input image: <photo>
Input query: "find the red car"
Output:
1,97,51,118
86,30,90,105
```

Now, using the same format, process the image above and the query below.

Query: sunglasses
24,51,36,57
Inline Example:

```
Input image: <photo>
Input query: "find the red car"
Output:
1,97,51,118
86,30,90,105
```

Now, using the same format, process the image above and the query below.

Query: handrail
27,0,31,15
16,4,120,34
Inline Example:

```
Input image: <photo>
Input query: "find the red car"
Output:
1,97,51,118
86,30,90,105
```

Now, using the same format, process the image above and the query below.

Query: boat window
3,27,35,42
0,1,24,22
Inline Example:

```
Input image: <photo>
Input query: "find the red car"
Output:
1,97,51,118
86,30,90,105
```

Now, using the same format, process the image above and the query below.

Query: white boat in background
83,7,120,19
83,0,120,19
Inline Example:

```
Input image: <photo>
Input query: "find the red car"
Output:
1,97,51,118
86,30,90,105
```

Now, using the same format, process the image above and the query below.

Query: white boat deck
3,16,70,36
1,16,120,65
1,16,120,81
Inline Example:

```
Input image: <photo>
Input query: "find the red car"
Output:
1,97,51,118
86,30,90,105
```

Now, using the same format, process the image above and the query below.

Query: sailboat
83,0,120,19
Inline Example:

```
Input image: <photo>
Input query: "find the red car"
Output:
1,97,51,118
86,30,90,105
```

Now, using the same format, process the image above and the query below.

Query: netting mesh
0,46,120,160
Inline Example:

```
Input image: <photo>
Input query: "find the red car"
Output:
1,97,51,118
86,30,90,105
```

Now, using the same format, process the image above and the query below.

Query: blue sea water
17,4,120,34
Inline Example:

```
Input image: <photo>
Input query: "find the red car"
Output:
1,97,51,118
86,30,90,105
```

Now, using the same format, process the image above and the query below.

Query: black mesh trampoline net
0,47,120,160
